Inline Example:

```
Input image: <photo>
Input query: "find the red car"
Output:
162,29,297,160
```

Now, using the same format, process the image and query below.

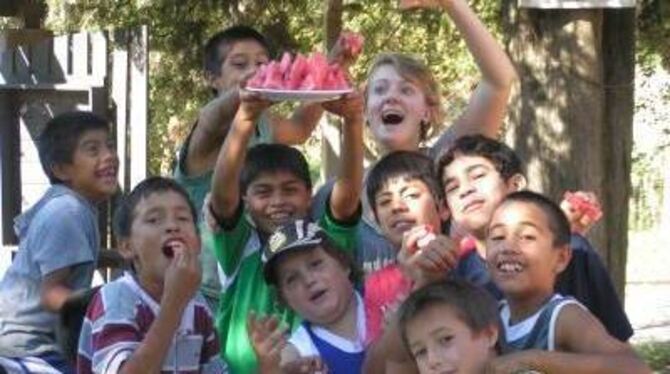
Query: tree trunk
502,4,635,298
321,0,344,181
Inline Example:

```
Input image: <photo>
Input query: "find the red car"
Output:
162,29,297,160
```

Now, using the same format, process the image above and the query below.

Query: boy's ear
482,323,499,350
51,163,73,183
116,239,135,261
438,199,450,222
506,173,527,192
554,245,572,274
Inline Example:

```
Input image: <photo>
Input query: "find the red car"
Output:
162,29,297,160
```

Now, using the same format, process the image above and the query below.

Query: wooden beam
0,91,21,245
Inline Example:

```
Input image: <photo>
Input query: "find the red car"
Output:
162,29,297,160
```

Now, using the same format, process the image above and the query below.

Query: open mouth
268,211,292,222
95,166,118,181
391,219,415,232
162,239,185,258
382,111,405,125
309,289,327,303
496,260,524,274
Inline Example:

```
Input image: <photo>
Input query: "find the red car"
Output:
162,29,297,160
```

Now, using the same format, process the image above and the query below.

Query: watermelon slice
563,191,603,222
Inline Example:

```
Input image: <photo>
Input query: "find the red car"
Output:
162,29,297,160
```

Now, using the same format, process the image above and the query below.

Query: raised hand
560,190,603,235
248,312,288,373
322,91,364,123
238,89,274,124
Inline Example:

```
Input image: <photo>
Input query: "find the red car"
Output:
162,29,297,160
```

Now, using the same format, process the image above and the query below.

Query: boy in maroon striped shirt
76,177,227,373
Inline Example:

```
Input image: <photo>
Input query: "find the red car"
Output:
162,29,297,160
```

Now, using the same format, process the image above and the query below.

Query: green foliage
635,341,670,372
44,0,502,174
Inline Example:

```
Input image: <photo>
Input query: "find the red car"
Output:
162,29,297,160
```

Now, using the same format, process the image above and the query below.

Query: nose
458,179,476,199
390,197,408,214
426,347,443,371
165,217,180,233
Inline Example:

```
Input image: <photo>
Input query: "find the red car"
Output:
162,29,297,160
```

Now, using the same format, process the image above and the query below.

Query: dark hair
240,144,312,193
499,190,571,247
203,25,270,79
436,135,523,187
113,176,197,240
367,151,444,219
398,280,499,353
38,111,110,184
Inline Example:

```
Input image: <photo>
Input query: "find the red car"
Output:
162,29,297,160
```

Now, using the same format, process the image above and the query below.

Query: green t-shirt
202,205,358,374
173,114,273,304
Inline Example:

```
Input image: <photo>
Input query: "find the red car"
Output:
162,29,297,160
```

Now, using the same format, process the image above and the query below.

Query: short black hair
113,176,197,240
436,135,523,186
240,144,312,194
38,111,110,184
203,25,271,78
366,151,444,220
398,280,499,353
499,190,571,247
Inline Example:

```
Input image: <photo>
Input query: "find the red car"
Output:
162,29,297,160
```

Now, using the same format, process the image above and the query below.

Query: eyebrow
489,220,541,231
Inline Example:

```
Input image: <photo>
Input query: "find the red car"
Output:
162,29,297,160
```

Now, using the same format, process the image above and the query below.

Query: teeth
498,262,523,273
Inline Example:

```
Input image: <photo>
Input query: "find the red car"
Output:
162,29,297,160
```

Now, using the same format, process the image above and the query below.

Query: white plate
245,87,352,102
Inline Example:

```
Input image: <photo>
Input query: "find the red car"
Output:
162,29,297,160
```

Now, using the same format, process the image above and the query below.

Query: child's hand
485,350,541,374
560,190,603,235
248,312,288,373
327,31,364,69
398,225,458,287
282,357,328,374
322,91,364,123
238,89,274,123
162,243,201,308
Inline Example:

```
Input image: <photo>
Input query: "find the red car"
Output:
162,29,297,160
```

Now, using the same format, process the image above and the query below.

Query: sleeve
317,193,361,258
32,200,96,276
557,235,633,341
83,287,143,374
202,204,252,277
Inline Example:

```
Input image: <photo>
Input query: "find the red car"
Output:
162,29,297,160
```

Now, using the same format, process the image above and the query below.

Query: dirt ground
626,228,670,343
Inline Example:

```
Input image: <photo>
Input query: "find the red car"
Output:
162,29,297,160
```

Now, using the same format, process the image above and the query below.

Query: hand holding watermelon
328,31,364,69
560,190,603,235
321,90,364,122
398,0,447,10
237,89,274,123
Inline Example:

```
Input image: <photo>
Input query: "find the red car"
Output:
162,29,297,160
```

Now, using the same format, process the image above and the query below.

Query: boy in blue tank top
485,191,648,373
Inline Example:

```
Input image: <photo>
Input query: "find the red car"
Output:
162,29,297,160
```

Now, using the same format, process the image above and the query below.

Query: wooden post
0,91,20,246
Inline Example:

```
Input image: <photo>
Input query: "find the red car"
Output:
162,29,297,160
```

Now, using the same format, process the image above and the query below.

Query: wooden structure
0,27,148,255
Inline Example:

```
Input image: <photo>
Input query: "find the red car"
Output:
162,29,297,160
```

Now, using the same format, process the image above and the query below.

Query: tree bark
502,3,635,298
321,0,344,181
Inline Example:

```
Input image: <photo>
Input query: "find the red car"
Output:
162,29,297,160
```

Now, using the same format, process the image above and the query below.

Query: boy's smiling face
243,170,312,234
441,154,522,240
486,201,571,300
406,303,497,374
211,39,269,93
54,128,118,202
120,190,201,290
276,247,354,327
373,176,445,247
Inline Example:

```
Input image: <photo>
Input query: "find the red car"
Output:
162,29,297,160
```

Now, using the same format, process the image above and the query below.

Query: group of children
0,0,652,373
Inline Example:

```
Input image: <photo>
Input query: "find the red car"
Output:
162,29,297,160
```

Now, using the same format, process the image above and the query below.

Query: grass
636,341,670,373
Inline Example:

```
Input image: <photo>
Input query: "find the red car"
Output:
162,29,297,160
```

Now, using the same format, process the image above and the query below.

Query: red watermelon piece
341,31,364,56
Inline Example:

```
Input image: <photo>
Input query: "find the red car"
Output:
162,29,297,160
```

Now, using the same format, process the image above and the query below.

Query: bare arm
431,0,518,152
487,304,650,373
184,89,241,176
324,93,365,221
119,246,201,373
210,92,271,221
363,313,418,374
40,267,75,312
268,103,325,145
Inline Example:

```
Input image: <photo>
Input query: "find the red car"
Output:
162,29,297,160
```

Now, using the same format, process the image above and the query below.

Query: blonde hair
365,53,445,141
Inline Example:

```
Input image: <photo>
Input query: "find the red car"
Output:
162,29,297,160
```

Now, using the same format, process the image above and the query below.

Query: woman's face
366,64,430,154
